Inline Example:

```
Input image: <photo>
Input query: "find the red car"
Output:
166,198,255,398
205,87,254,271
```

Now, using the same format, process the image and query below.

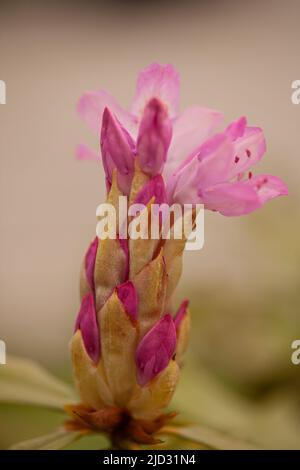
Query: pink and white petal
228,127,266,179
77,90,138,136
194,133,235,187
164,106,224,180
168,133,234,204
167,174,199,205
246,174,288,205
76,143,100,161
225,116,247,141
131,63,180,120
201,182,260,216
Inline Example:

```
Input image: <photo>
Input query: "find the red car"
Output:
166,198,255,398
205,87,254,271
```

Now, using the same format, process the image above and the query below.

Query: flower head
70,63,288,446
77,62,287,215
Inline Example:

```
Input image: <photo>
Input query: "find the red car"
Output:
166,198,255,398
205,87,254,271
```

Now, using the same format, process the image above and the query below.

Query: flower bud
137,98,172,176
70,164,189,442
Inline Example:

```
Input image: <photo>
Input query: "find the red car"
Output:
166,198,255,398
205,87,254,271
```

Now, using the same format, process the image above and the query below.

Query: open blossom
77,62,287,215
69,63,287,446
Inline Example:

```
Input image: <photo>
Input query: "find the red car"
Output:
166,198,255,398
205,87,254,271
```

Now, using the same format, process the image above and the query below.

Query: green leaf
0,356,77,410
9,428,84,450
161,424,258,450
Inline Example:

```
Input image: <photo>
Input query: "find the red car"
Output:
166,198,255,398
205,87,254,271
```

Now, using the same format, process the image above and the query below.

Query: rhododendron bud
70,169,185,443
116,281,138,322
137,98,172,176
74,293,100,364
101,107,136,194
136,314,177,386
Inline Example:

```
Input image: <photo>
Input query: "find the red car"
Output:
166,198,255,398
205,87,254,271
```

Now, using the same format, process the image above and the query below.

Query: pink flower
70,65,288,439
77,63,287,215
167,118,288,216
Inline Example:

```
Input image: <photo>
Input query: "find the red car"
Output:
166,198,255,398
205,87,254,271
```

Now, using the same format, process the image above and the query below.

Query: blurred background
0,0,300,449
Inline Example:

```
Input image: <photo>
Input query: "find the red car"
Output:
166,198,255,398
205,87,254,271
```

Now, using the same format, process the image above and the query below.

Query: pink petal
168,133,234,204
201,181,260,216
131,63,180,119
194,133,235,187
246,174,288,205
136,314,177,386
225,116,247,141
85,237,99,290
101,107,136,194
164,106,224,181
137,98,172,176
74,293,100,364
76,143,100,161
77,90,137,136
116,281,138,322
174,300,189,329
134,175,167,206
228,127,266,179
